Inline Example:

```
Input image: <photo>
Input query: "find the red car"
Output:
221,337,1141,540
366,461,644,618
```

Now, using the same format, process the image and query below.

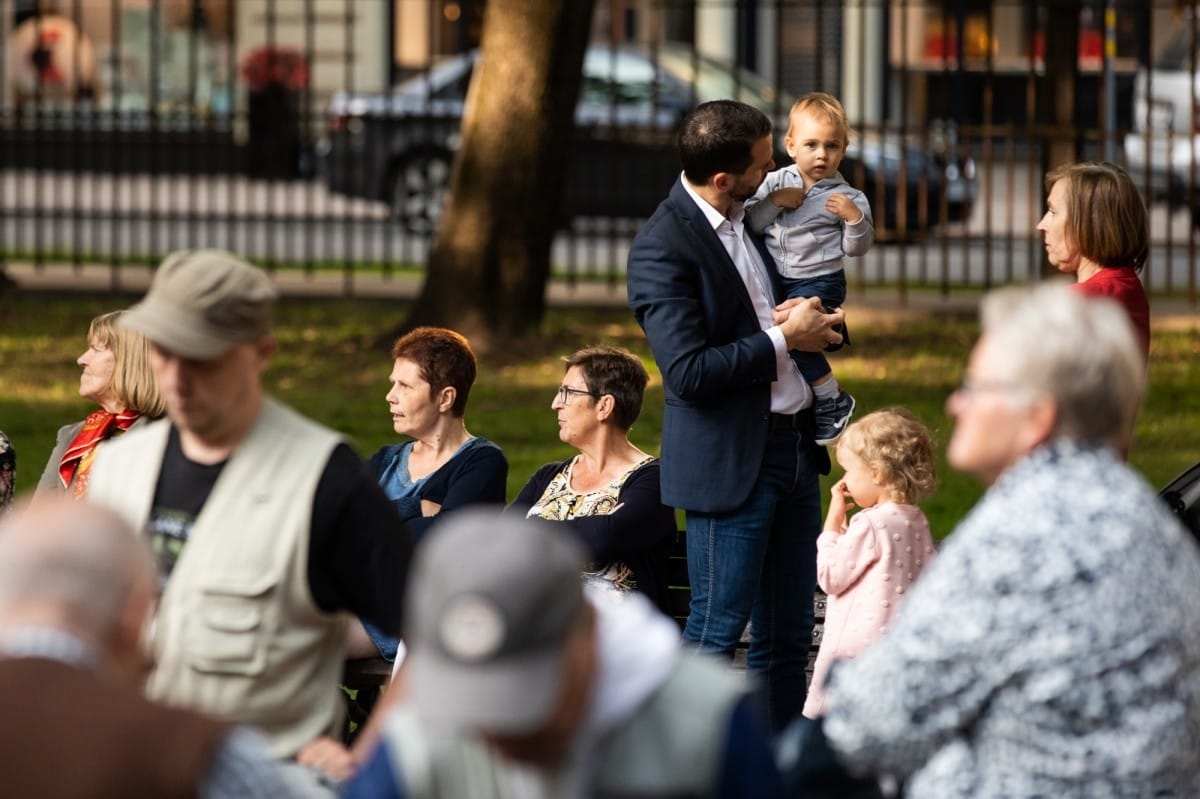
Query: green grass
2,290,1197,538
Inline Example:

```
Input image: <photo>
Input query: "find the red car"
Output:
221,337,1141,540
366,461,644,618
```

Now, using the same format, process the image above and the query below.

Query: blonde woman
37,311,165,498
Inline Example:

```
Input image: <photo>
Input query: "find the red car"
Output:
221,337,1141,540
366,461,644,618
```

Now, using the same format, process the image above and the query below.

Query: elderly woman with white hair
803,283,1200,798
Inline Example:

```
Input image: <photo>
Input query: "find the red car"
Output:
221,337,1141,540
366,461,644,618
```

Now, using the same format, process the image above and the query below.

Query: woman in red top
1037,161,1150,361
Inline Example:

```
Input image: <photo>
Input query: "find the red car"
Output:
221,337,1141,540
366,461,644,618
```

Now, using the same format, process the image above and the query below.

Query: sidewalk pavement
5,261,1196,328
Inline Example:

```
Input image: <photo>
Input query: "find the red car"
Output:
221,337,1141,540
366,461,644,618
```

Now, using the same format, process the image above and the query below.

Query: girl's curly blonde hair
837,407,937,505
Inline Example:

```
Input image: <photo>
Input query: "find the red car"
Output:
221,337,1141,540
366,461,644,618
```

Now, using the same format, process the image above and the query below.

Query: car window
655,45,782,112
431,68,473,100
580,48,696,112
395,55,476,101
581,50,660,108
1154,26,1198,72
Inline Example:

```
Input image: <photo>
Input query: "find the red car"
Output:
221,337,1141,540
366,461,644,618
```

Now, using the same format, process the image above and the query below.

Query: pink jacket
804,502,935,718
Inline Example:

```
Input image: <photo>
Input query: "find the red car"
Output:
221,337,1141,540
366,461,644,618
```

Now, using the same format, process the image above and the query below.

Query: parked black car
319,42,976,235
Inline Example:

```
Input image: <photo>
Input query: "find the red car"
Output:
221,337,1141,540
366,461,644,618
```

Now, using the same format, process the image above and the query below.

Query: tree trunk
402,0,596,352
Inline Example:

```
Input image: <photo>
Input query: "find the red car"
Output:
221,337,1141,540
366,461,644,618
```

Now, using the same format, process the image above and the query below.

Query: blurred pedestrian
0,497,320,798
341,511,785,799
86,250,414,767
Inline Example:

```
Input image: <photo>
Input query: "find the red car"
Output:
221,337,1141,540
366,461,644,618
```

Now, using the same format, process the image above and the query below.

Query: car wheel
389,150,453,234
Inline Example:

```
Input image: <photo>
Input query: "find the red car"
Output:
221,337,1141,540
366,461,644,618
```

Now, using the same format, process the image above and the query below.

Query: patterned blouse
524,455,655,599
823,442,1200,798
0,431,14,512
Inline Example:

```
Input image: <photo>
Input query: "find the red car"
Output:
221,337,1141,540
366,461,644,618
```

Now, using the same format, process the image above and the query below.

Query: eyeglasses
954,377,1032,400
555,385,597,404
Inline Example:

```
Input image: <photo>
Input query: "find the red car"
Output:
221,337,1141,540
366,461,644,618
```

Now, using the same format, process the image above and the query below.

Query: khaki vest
89,397,347,758
382,654,746,798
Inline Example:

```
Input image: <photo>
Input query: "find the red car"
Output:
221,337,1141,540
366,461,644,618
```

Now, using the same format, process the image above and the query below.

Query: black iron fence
1,0,1196,305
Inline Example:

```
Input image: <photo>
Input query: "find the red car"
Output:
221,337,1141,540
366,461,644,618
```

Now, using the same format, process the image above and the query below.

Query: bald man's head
0,498,156,678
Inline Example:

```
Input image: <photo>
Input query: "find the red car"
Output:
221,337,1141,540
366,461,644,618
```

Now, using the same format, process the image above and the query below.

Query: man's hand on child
773,297,845,351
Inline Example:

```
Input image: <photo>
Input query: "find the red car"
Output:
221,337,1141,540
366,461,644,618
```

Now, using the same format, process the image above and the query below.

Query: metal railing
0,0,1195,306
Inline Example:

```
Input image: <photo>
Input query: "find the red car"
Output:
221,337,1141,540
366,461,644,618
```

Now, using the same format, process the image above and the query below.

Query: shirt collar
680,173,743,232
0,626,101,670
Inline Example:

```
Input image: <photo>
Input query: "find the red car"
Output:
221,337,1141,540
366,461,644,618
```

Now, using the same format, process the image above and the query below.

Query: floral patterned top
823,442,1200,798
525,455,656,599
0,431,14,513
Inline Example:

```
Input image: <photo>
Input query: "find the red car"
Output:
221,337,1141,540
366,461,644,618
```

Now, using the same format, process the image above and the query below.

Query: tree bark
402,0,596,352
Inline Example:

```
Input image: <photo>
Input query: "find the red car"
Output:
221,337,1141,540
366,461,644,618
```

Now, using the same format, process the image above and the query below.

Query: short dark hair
563,347,649,431
679,100,773,186
391,327,477,417
1044,161,1149,273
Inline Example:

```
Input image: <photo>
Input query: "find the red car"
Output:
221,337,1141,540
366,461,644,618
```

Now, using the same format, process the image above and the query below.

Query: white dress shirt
681,176,813,413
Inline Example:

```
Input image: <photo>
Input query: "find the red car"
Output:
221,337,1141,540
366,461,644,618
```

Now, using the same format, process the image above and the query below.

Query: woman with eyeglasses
348,326,508,661
508,346,676,614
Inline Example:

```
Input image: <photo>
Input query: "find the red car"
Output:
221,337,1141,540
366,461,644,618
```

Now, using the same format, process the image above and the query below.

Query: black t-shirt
148,428,411,635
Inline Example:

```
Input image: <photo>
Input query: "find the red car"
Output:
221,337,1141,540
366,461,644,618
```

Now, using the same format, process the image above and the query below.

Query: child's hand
826,194,864,224
824,478,855,533
771,187,806,209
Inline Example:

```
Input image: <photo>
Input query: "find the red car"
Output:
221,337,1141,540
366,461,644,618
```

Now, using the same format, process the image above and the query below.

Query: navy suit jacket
627,178,829,514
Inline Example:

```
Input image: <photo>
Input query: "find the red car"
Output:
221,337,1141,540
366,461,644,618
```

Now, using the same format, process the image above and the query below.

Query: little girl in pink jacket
804,407,938,718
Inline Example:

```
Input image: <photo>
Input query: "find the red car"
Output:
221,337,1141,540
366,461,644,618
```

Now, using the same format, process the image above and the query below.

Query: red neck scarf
59,409,140,497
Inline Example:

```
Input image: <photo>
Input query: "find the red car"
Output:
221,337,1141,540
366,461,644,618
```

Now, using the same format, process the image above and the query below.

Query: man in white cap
87,249,414,764
0,496,321,798
341,510,786,799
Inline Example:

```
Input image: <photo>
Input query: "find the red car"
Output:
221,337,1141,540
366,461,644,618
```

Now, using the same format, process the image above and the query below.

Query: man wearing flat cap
342,510,785,799
87,249,414,765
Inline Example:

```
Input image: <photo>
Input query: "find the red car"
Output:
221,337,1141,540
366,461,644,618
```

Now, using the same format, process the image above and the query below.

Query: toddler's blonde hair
837,407,936,504
788,91,853,146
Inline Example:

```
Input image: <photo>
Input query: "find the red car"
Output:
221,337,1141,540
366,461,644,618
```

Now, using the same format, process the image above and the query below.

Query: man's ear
712,171,733,194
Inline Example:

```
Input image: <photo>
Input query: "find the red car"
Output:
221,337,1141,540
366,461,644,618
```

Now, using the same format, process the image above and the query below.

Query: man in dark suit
627,99,843,731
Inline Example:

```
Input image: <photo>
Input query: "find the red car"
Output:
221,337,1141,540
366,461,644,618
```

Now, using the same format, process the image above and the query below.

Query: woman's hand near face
420,499,441,518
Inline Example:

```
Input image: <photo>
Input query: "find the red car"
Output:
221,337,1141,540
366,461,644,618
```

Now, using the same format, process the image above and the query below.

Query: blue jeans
781,270,849,383
682,425,823,731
